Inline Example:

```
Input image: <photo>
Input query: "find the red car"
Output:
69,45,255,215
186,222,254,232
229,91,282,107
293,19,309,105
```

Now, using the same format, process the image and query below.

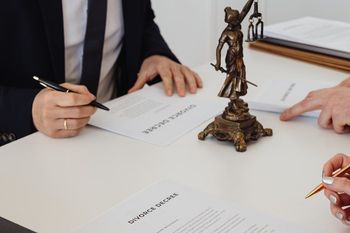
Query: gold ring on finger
63,119,68,130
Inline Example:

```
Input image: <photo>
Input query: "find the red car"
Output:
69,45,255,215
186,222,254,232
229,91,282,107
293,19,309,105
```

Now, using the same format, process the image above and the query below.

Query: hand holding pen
33,76,109,111
306,153,350,225
32,76,101,138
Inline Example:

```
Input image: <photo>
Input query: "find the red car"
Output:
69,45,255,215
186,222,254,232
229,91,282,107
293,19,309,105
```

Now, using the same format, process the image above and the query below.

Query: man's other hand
128,55,203,97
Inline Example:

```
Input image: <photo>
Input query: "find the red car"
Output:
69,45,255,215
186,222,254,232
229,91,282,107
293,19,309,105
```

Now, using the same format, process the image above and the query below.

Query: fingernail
322,176,334,185
336,212,344,220
329,195,337,204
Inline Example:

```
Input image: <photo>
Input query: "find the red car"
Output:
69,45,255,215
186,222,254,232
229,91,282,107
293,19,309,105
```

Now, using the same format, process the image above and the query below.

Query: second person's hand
322,153,350,225
280,85,350,134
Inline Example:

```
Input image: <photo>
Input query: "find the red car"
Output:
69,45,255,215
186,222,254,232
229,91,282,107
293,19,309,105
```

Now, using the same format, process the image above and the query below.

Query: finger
343,173,350,179
158,67,173,96
51,91,95,107
330,203,347,222
56,117,91,131
60,83,95,98
171,67,186,97
53,106,97,119
128,71,149,93
330,204,350,225
324,189,340,205
181,66,198,94
323,153,350,177
332,112,350,134
318,106,333,129
280,97,321,121
343,125,350,134
342,207,350,226
323,176,350,195
337,77,350,87
338,193,350,207
193,71,203,88
41,128,81,138
52,129,81,138
323,190,350,208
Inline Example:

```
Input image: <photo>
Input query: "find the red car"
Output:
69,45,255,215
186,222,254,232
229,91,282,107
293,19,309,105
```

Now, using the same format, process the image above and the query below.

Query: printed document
89,84,225,145
245,79,337,118
70,181,314,233
265,17,350,54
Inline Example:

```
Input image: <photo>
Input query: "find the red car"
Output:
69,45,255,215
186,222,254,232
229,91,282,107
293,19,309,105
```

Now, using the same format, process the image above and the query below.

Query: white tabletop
0,47,349,233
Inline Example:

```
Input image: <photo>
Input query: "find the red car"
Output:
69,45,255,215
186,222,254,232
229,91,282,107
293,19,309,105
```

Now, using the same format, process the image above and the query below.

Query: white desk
0,48,349,233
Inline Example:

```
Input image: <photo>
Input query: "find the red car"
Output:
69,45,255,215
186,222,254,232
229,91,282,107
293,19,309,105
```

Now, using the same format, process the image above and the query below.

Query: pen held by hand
90,100,109,111
33,76,109,111
305,163,350,199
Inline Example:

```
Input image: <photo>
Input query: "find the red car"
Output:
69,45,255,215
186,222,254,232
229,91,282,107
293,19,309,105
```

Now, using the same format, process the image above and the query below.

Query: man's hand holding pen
32,83,97,138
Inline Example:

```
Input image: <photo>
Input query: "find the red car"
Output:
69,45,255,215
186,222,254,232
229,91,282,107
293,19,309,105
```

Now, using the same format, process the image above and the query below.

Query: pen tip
33,76,39,81
305,192,314,199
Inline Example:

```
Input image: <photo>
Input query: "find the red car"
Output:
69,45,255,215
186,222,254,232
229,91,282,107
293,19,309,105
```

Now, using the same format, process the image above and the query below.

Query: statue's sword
210,63,258,87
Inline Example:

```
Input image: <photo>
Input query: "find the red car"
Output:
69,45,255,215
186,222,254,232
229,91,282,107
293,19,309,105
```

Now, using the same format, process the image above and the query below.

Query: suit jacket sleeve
141,1,179,63
0,86,40,141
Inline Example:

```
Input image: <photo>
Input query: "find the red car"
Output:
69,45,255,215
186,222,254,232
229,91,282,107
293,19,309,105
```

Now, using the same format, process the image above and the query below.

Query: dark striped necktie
80,0,108,95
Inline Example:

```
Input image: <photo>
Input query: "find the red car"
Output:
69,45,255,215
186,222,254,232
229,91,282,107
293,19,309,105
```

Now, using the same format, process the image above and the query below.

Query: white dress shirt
62,0,124,102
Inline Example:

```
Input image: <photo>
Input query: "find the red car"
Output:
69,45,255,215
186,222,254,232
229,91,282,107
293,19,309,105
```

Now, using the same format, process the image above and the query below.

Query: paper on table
69,181,315,233
89,84,226,146
245,79,338,118
264,17,350,54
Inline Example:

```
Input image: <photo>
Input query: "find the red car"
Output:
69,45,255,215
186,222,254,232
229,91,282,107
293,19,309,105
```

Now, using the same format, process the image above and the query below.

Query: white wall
151,0,249,67
151,0,214,67
151,0,350,67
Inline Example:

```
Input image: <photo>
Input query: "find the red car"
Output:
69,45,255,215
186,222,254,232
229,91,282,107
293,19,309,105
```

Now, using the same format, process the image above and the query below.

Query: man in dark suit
0,0,202,144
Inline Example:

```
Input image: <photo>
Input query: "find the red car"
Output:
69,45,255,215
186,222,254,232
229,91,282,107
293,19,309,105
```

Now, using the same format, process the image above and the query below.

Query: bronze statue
198,0,272,152
213,3,253,101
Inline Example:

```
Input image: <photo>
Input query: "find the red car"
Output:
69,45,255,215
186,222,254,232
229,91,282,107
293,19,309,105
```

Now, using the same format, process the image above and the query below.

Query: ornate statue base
198,98,272,152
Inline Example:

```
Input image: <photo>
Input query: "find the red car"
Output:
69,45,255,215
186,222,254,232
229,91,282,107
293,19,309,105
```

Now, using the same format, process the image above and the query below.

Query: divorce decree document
89,84,225,146
70,181,314,233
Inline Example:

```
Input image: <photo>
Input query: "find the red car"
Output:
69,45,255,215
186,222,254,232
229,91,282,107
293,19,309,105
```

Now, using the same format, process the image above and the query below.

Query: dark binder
262,36,350,60
0,217,36,233
249,37,350,71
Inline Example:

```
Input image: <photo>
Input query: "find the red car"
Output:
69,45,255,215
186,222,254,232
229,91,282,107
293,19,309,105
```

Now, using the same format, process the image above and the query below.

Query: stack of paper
245,79,338,118
249,17,350,71
69,181,316,233
89,84,226,146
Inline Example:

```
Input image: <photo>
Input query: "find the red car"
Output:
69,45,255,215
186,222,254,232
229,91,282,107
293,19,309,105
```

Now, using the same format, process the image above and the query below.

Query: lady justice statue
198,0,272,152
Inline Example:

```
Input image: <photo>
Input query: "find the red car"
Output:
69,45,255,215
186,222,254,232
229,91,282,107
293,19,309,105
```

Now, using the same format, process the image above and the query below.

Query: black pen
33,76,109,111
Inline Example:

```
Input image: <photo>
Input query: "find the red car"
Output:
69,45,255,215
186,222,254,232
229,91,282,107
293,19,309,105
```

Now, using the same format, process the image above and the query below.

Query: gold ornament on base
198,0,272,152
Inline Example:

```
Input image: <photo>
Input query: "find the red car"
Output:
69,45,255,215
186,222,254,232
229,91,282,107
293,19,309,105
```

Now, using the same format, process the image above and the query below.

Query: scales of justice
198,0,272,152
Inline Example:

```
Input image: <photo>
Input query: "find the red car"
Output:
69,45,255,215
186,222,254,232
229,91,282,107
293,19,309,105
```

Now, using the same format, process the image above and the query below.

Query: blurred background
151,0,350,67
